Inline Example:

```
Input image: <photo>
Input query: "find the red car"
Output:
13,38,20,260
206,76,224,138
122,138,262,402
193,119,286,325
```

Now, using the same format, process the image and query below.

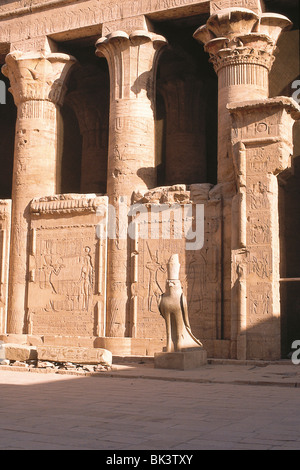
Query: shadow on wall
279,154,300,358
0,72,15,199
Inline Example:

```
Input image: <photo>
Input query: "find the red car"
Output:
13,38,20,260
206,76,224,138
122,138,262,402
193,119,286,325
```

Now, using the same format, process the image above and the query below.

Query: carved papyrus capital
95,30,167,101
2,51,77,107
194,9,292,74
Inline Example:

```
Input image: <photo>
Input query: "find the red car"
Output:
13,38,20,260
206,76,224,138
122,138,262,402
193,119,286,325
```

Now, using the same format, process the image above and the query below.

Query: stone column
2,51,76,334
194,8,294,358
96,29,167,337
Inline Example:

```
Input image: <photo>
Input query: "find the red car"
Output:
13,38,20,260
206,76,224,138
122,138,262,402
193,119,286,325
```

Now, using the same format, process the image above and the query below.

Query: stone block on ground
154,349,207,370
37,346,112,367
0,344,37,362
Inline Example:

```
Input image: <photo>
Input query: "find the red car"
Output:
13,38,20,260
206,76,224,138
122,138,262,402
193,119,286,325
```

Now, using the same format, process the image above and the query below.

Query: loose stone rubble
0,359,112,373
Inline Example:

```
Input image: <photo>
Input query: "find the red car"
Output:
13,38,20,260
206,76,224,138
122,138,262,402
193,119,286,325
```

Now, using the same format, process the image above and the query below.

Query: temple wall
0,0,299,360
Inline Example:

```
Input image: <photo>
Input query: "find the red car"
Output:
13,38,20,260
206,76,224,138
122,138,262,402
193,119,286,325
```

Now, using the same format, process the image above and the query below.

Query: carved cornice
2,51,77,107
30,194,108,216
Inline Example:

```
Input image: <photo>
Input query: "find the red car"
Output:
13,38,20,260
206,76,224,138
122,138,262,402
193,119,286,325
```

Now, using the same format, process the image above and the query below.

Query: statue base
154,348,207,370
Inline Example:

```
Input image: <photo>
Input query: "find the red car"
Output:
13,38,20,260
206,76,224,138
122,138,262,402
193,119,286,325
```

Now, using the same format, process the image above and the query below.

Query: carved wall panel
27,194,108,338
131,185,222,351
0,200,11,334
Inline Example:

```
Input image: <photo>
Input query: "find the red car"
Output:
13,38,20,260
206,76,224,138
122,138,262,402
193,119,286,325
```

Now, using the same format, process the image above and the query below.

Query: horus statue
158,254,203,353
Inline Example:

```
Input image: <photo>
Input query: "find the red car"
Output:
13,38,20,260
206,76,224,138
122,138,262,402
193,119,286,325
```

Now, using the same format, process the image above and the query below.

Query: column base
154,348,207,370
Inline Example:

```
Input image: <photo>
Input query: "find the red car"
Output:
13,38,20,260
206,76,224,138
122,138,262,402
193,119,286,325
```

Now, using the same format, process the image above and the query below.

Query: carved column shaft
96,30,167,337
2,51,76,334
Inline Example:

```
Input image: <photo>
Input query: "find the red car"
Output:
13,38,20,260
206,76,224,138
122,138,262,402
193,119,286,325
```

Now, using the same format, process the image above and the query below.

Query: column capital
2,50,77,107
194,9,292,74
95,30,167,101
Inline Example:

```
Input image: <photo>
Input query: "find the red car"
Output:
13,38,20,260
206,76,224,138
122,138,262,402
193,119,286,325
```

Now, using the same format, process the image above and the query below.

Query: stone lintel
10,36,59,55
210,0,265,15
154,349,207,370
0,0,210,46
102,15,155,37
0,0,210,21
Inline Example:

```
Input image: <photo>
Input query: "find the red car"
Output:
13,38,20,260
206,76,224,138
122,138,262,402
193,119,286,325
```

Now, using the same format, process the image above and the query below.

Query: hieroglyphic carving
248,283,272,325
248,249,272,280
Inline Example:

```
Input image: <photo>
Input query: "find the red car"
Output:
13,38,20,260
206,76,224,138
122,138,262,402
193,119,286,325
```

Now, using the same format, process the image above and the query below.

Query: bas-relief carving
248,283,272,325
248,249,272,280
131,185,222,342
30,232,97,334
27,195,107,337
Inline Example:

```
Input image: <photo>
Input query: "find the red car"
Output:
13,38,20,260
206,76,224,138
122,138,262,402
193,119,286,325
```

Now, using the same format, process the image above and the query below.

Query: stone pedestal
154,349,207,370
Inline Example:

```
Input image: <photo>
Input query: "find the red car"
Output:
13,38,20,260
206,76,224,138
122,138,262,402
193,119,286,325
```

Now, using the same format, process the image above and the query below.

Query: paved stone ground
0,361,300,450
